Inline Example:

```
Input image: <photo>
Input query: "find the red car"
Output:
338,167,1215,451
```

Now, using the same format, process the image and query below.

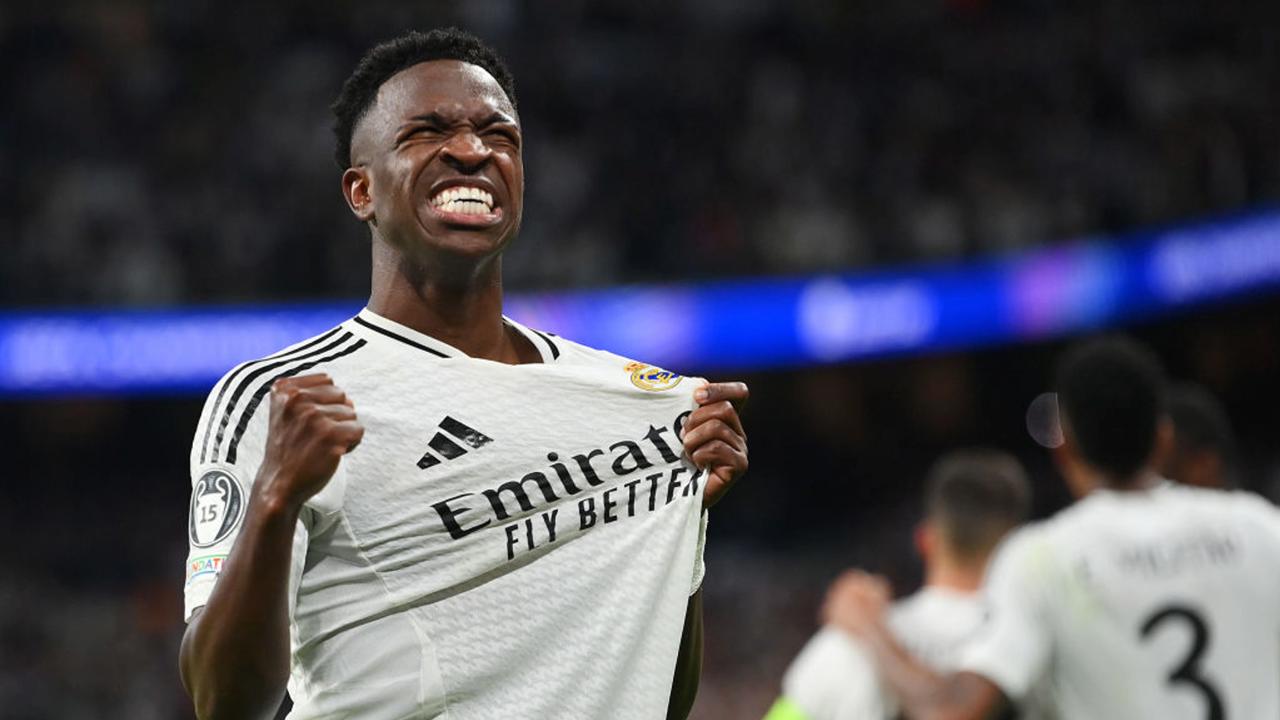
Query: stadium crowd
3,0,1278,305
3,2,1280,719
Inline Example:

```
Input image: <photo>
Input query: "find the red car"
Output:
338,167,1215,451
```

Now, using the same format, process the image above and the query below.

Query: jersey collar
1089,477,1176,499
352,307,560,363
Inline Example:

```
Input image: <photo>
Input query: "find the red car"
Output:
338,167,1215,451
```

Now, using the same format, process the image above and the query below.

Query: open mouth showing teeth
430,186,495,215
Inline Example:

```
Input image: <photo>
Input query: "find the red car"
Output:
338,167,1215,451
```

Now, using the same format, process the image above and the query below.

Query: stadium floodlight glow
2,210,1279,397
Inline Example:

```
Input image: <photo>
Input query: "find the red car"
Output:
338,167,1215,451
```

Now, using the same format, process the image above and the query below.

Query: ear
342,167,376,222
1149,416,1175,471
914,522,933,560
1053,435,1095,499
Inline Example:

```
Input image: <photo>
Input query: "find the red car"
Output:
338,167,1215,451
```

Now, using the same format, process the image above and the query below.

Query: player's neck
1095,467,1163,493
367,250,535,364
924,556,984,594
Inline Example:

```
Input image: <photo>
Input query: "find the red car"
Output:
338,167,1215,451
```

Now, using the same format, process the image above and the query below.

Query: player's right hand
255,373,364,513
822,570,891,639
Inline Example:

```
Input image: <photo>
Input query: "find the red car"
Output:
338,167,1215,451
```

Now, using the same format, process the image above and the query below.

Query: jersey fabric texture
961,482,1280,719
771,587,987,720
184,308,708,720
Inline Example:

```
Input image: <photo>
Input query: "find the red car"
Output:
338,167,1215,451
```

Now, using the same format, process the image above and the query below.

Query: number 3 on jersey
1139,605,1226,720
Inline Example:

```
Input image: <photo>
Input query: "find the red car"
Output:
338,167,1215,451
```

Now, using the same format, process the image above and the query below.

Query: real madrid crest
625,361,683,392
189,468,246,548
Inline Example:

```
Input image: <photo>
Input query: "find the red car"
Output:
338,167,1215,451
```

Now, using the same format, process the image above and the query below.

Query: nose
440,130,491,173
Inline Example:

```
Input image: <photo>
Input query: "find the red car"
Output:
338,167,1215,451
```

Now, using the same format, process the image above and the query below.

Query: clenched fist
254,374,364,513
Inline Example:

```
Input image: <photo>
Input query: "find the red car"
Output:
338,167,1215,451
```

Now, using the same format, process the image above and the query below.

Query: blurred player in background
178,28,749,720
1161,383,1237,490
825,336,1280,719
765,449,1031,720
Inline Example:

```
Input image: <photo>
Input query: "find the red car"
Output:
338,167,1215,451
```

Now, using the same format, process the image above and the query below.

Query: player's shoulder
1212,486,1280,539
890,587,986,639
1225,487,1280,514
891,586,982,622
1190,484,1279,515
995,518,1053,554
200,320,365,404
530,329,635,369
1036,482,1280,554
980,520,1059,585
533,331,703,398
887,588,938,627
889,588,986,669
1086,481,1274,522
192,319,364,469
518,324,684,375
1026,487,1150,552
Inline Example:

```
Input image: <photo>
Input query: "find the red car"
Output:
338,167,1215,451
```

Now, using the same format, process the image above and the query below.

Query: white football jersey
962,482,1280,719
184,308,708,720
778,587,988,720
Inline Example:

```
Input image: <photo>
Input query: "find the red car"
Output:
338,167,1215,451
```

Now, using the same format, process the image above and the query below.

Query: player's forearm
667,589,704,720
180,489,301,720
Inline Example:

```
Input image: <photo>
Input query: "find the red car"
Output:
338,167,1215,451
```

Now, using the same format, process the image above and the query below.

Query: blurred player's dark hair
1167,383,1237,486
331,27,517,168
925,449,1031,562
1055,336,1168,480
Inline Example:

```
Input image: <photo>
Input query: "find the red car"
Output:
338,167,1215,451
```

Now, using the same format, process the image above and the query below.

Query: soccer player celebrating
825,337,1280,719
178,29,748,720
765,450,1032,720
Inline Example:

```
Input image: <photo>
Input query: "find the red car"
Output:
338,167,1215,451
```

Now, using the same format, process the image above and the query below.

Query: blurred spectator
4,3,1280,719
3,0,1279,305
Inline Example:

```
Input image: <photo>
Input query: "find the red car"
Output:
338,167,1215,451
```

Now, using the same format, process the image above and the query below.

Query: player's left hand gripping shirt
184,309,709,720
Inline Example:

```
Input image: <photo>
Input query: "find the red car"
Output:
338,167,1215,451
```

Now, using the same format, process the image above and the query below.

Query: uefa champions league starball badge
188,469,246,548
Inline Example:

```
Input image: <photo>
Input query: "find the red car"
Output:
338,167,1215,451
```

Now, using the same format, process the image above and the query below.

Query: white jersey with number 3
961,482,1280,719
183,308,707,720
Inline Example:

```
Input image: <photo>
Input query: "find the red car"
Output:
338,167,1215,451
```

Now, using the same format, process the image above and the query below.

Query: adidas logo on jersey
417,416,494,470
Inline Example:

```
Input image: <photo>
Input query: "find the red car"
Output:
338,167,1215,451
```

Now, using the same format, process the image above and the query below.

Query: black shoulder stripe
209,331,355,464
224,338,367,465
353,315,450,358
528,328,561,360
199,326,345,463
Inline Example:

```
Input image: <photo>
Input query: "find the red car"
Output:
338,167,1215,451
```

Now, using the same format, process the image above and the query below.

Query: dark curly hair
1055,336,1168,480
331,28,517,168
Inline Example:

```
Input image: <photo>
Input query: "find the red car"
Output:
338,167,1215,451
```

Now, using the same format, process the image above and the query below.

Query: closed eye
485,128,521,147
399,126,443,143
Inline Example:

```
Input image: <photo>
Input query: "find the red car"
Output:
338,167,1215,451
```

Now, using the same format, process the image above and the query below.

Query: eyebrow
477,111,518,127
400,111,518,131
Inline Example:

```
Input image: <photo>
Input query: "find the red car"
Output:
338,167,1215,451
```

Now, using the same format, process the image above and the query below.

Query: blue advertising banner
2,211,1278,396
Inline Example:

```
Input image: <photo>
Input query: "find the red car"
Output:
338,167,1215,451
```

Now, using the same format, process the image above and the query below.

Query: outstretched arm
823,572,1008,720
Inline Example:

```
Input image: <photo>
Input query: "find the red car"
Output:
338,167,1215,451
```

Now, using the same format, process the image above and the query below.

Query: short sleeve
685,379,710,596
958,528,1054,702
182,372,274,621
779,627,891,720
